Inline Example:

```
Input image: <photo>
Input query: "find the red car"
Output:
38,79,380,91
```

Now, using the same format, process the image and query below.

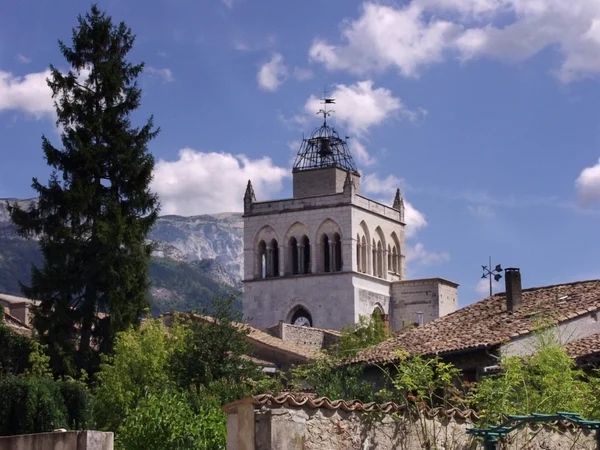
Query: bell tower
242,94,421,331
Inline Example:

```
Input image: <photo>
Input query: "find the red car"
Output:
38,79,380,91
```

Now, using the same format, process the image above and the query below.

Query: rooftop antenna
317,86,335,126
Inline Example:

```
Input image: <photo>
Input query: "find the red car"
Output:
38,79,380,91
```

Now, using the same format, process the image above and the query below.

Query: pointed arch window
322,234,330,273
269,238,279,277
387,244,392,270
361,236,367,274
258,240,267,278
392,246,398,273
333,232,342,272
288,237,299,275
356,234,361,272
377,241,383,278
300,235,311,274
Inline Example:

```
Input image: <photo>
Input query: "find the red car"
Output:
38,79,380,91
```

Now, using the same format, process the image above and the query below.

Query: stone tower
242,97,410,331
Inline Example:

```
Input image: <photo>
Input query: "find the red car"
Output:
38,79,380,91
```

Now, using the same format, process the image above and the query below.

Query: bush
116,387,226,450
0,310,33,377
0,376,93,436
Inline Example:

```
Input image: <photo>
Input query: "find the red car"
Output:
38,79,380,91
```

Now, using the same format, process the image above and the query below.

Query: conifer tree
8,4,159,377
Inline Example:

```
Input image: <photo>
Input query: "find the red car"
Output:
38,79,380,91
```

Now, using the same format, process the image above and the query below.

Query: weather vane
481,256,503,297
317,86,335,126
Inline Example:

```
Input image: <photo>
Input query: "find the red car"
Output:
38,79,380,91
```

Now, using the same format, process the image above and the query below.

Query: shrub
0,376,93,436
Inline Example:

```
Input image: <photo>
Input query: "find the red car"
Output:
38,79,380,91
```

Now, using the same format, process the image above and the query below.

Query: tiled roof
564,333,600,360
223,393,480,420
2,307,32,337
353,279,600,364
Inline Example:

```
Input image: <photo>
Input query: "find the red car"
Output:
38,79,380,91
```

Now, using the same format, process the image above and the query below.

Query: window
269,238,279,277
258,240,267,278
322,234,330,272
301,235,310,274
291,307,312,327
288,237,299,275
333,232,342,272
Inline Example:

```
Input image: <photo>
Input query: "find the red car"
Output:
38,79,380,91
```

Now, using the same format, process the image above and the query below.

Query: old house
352,268,600,379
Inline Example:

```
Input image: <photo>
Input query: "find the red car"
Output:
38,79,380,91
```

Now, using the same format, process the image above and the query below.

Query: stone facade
224,396,596,450
265,322,341,351
242,125,459,333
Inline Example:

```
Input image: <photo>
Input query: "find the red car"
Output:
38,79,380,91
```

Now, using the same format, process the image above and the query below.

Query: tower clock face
293,315,311,327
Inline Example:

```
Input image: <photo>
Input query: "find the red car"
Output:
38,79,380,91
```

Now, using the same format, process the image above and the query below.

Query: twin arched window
257,238,279,278
287,235,311,275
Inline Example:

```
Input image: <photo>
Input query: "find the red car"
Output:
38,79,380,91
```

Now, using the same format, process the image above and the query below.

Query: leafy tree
333,311,391,359
0,308,33,377
290,313,390,402
170,295,273,404
116,388,225,450
93,316,184,432
469,326,590,426
8,4,159,377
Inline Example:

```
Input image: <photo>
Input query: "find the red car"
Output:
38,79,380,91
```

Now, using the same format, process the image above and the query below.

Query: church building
242,98,458,332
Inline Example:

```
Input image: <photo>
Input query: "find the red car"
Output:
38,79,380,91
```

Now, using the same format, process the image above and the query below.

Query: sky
1,0,600,308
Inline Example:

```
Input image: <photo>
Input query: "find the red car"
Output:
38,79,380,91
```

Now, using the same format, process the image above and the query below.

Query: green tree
0,308,33,377
469,327,590,426
93,317,184,432
170,296,273,404
8,4,159,377
334,311,391,359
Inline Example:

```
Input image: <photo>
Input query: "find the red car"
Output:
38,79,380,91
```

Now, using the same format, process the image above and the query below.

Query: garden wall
223,394,597,450
0,430,113,450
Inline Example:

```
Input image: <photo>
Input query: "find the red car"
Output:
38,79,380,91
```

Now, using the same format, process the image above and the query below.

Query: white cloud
476,277,501,297
309,3,459,77
309,0,600,83
350,140,376,167
293,67,313,81
257,53,288,92
575,158,600,206
304,81,408,134
17,54,31,64
406,243,451,266
152,148,289,215
468,204,495,218
0,69,54,118
145,67,174,83
362,173,427,238
222,0,234,9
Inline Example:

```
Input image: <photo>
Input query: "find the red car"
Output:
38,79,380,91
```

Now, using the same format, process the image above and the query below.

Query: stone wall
224,395,596,450
0,431,113,450
292,167,360,198
265,321,341,351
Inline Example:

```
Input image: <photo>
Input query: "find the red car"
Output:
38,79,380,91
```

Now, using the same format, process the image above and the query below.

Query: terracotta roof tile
353,279,600,364
564,333,600,360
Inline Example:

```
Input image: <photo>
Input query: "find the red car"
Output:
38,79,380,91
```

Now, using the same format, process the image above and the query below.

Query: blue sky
1,0,600,307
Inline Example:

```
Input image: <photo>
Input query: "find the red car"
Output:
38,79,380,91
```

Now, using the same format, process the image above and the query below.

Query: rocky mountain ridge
0,198,244,314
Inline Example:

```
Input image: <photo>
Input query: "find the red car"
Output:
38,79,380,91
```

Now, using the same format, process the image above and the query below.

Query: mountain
0,198,244,314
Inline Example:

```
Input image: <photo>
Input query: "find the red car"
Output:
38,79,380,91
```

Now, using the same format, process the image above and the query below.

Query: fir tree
8,4,159,377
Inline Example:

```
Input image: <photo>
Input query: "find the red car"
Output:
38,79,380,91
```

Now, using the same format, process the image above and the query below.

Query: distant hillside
0,198,244,314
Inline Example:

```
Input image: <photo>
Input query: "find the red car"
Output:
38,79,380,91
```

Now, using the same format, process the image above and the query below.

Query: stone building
242,99,458,332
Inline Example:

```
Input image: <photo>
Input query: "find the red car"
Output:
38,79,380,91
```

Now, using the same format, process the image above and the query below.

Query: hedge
0,376,93,436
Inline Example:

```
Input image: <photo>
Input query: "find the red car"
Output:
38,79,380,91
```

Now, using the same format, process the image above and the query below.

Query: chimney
505,268,522,312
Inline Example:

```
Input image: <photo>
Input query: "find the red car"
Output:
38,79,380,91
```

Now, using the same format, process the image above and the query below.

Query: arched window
258,240,267,278
361,236,367,274
333,232,342,272
288,237,298,275
392,246,398,273
356,234,361,272
372,239,377,276
387,244,392,271
377,241,383,278
300,235,310,274
269,238,279,277
322,234,330,272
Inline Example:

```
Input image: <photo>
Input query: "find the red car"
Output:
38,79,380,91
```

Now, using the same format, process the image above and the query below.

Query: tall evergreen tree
8,4,159,377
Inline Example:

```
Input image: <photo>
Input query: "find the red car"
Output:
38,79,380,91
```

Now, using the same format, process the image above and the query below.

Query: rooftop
353,279,600,364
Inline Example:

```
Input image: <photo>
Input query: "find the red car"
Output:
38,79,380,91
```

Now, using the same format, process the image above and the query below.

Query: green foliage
170,296,270,404
0,376,93,436
23,341,53,379
291,356,376,402
378,350,465,408
469,327,590,425
93,316,182,432
7,4,159,378
290,313,390,402
0,316,33,377
149,258,239,315
334,311,391,359
116,388,226,450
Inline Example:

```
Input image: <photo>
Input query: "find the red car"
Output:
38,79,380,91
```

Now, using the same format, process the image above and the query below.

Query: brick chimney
505,268,522,312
